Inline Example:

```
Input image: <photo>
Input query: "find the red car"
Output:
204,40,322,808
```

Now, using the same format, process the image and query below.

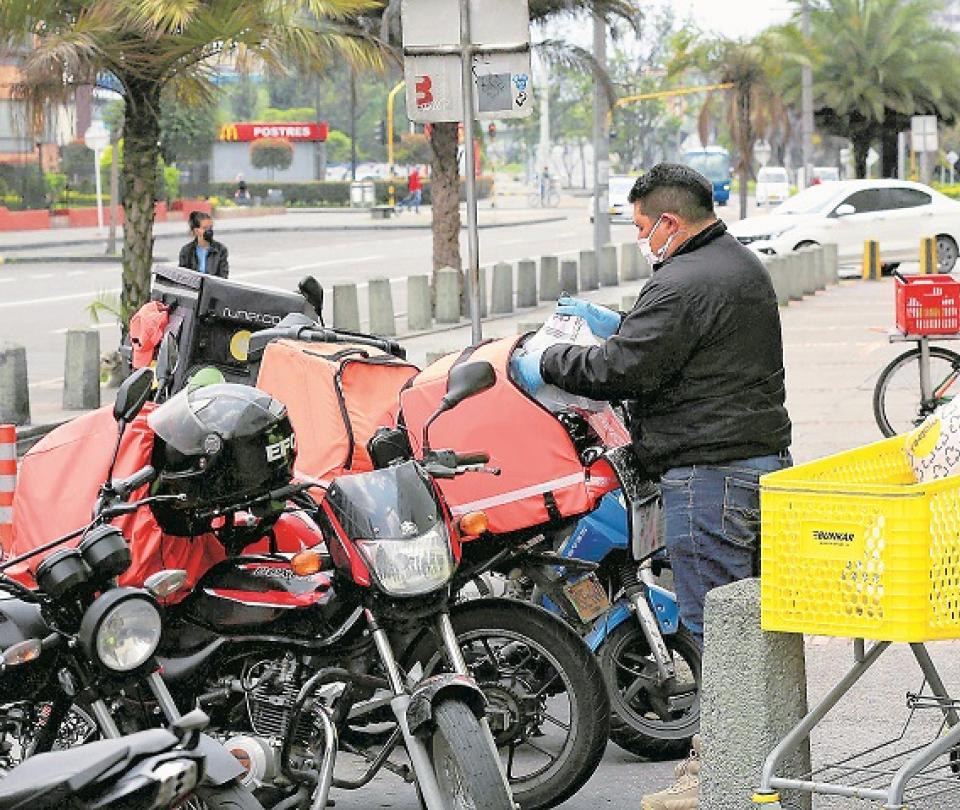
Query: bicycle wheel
546,189,560,207
873,346,960,437
527,192,541,207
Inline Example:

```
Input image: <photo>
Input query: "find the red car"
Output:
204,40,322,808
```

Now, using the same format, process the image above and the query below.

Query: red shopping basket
895,274,960,335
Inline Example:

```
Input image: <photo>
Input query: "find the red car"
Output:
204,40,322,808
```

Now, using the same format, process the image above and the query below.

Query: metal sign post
401,0,533,344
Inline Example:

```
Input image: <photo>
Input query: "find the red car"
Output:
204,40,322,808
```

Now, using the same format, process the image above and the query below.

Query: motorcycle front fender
196,733,245,786
406,673,487,737
585,586,681,652
584,600,634,652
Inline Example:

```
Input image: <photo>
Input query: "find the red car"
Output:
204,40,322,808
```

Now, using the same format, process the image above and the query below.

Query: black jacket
540,220,791,476
178,239,230,278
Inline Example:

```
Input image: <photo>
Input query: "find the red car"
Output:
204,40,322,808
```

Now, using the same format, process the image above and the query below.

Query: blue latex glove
555,296,621,339
510,350,545,395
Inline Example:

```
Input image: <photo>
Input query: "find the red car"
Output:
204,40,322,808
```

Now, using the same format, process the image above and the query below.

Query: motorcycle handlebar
112,466,156,499
454,451,489,466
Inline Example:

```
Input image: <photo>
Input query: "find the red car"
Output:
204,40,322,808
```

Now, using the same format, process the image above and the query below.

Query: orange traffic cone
0,425,15,557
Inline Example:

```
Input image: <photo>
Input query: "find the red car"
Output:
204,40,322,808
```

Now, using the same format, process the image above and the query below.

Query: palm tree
0,0,387,327
779,0,960,178
669,30,788,219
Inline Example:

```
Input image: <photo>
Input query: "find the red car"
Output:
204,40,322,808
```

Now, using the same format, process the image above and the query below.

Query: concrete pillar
426,350,453,366
560,259,579,295
600,244,619,287
824,243,839,285
621,293,637,312
518,321,543,334
407,274,432,332
620,242,640,282
700,578,811,810
799,248,817,297
368,277,396,337
766,257,791,307
491,262,514,314
813,247,827,291
435,268,461,324
63,329,100,410
332,283,361,332
579,249,599,291
539,255,561,302
0,343,29,426
636,250,653,279
517,260,537,307
786,253,804,301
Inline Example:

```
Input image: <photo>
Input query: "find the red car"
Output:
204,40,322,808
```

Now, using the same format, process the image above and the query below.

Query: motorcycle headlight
79,589,162,672
356,525,454,596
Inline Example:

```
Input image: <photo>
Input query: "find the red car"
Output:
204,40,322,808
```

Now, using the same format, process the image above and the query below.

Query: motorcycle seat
0,728,177,809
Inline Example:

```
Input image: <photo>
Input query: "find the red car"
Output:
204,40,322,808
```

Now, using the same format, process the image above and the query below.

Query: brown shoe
640,735,701,810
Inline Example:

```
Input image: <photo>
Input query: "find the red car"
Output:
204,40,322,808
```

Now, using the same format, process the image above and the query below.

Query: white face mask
638,215,676,266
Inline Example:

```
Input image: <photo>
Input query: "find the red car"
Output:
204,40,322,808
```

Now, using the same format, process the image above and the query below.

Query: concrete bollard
636,250,653,279
620,242,640,282
813,247,827,291
0,343,29,426
367,277,397,336
518,321,543,334
862,240,881,280
332,283,361,332
560,259,579,295
786,253,804,301
63,329,101,410
621,293,637,311
600,244,619,287
799,248,817,296
406,275,432,332
425,350,453,366
579,250,599,291
540,255,561,302
435,268,462,324
700,578,811,810
766,257,791,307
517,260,537,307
491,262,514,314
824,243,839,285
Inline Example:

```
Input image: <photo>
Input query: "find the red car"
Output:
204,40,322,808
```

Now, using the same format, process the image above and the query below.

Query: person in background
178,211,229,278
397,165,423,213
539,165,552,205
511,163,792,810
235,173,251,205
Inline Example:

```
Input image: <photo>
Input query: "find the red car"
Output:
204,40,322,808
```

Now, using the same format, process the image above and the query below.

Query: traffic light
376,120,387,145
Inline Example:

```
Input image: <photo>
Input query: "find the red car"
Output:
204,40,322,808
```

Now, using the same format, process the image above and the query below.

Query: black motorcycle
0,369,261,810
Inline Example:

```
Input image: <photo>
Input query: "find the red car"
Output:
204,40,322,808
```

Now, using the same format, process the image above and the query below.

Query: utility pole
106,126,119,255
349,69,357,181
537,58,550,177
801,0,814,188
592,12,610,258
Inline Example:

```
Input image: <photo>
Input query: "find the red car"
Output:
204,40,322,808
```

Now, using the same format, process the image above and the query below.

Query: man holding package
512,162,792,809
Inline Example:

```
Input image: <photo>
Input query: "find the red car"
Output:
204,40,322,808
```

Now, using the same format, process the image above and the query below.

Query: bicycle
527,178,560,208
873,272,960,437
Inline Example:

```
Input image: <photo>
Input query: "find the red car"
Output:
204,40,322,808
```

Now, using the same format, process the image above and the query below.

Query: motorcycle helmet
147,383,296,524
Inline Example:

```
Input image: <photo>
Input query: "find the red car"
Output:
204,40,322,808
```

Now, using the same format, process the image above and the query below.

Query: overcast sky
673,0,793,37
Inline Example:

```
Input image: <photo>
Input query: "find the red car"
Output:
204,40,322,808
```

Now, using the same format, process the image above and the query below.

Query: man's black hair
627,163,715,223
188,210,212,230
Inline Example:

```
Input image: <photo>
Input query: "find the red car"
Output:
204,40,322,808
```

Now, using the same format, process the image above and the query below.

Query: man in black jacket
178,210,229,278
513,163,791,806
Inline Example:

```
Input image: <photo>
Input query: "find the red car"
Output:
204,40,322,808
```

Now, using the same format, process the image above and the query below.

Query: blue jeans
660,453,791,648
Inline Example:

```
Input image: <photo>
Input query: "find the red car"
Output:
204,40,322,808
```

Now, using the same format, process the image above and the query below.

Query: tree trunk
430,121,462,274
852,136,870,179
880,120,899,179
120,78,161,330
737,84,751,220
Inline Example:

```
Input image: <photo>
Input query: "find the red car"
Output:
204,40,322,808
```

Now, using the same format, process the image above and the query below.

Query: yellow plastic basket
761,436,960,642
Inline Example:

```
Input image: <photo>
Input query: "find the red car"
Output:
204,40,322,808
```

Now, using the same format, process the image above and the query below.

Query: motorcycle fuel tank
182,556,336,631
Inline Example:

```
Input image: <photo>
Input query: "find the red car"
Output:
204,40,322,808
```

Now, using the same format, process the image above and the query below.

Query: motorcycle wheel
407,600,609,810
190,780,265,810
427,699,514,810
597,622,700,760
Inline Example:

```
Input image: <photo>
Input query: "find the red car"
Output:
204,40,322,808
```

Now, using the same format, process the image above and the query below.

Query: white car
589,174,639,223
728,179,960,273
756,166,791,206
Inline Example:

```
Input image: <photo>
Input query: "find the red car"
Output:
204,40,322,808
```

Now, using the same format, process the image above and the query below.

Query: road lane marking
0,288,120,308
28,377,64,389
233,254,386,281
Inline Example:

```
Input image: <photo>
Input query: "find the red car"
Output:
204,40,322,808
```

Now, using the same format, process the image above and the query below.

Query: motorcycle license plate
563,574,611,622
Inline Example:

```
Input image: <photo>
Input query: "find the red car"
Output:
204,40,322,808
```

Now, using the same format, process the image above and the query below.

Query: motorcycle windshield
325,461,442,540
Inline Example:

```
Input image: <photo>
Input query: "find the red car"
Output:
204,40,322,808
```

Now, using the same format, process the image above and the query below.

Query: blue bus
681,146,731,205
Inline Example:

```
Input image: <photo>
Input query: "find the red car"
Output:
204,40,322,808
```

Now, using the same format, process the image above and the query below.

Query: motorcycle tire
427,699,514,810
407,599,609,810
193,780,265,810
597,622,701,760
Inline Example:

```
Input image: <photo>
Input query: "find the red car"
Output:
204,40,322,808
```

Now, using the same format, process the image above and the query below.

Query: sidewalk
0,205,566,260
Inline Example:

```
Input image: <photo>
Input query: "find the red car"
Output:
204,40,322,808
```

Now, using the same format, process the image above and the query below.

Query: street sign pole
459,0,483,344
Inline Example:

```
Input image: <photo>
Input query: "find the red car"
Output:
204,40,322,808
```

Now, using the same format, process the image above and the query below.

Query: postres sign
219,122,329,142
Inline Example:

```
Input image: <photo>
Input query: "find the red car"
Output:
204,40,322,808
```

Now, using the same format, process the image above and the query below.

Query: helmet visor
147,388,210,455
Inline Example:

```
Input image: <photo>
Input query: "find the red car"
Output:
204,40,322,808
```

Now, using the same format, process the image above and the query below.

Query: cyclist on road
511,163,793,810
539,165,552,205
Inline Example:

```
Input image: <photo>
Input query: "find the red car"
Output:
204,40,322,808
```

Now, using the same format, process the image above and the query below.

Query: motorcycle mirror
298,276,325,325
113,367,154,424
2,638,42,667
154,334,179,397
144,569,188,599
422,362,496,454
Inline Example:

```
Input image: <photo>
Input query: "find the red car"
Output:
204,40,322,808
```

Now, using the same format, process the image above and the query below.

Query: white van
756,166,791,206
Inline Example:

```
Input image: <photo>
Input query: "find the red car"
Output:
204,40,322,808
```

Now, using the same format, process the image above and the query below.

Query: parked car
588,174,639,223
756,166,791,206
813,166,840,183
728,179,960,273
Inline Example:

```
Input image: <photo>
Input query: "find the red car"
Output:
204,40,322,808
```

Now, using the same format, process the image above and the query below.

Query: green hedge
208,176,494,207
933,183,960,200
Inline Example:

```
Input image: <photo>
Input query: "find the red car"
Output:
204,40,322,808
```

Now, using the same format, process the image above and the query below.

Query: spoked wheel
428,699,514,810
938,235,959,273
407,601,609,810
597,623,700,760
873,346,960,437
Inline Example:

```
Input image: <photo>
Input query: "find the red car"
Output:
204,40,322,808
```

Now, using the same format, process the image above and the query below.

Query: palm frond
534,38,615,107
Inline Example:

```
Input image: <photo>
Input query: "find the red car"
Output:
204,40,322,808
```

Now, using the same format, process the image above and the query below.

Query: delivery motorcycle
0,368,261,809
